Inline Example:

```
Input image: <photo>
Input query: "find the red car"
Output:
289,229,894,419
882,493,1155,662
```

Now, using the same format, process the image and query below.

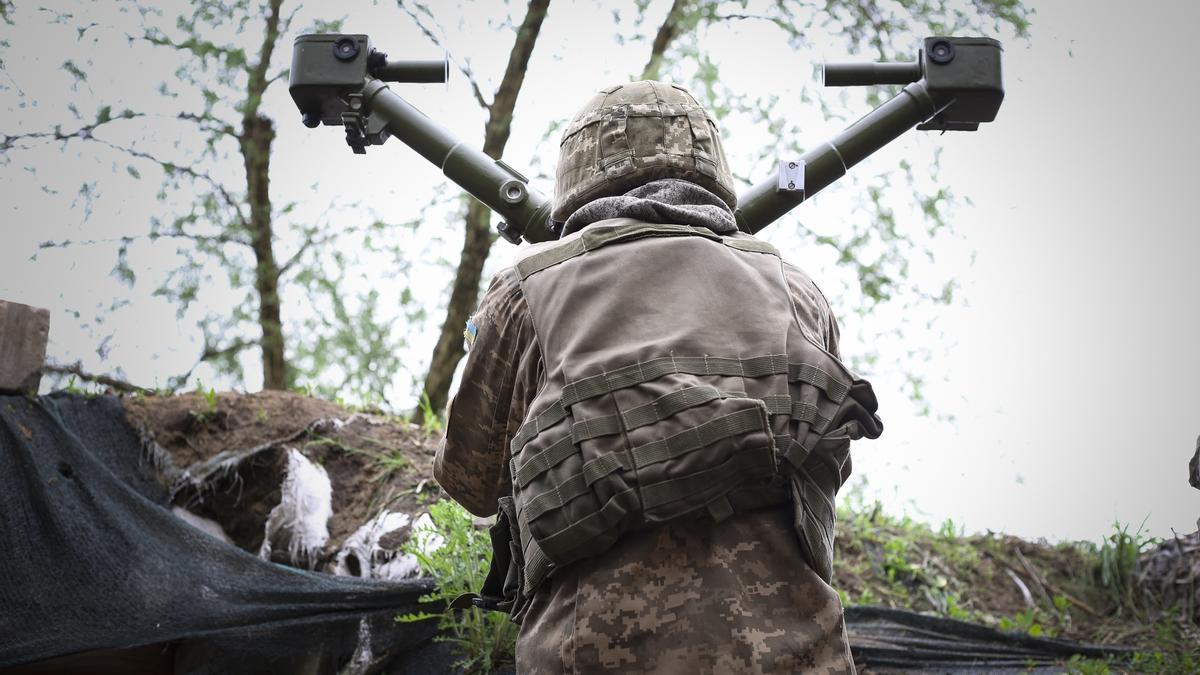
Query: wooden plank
0,300,50,394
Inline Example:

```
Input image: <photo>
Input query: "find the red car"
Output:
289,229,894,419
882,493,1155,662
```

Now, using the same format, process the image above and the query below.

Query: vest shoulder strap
514,219,778,280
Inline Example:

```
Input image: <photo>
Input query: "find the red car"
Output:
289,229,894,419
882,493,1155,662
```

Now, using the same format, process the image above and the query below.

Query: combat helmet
552,80,737,225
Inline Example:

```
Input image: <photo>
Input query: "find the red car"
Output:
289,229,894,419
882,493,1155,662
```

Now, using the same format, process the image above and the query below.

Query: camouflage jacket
435,224,859,673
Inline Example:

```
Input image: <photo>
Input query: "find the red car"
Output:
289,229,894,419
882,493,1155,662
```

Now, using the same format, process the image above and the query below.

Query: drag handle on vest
734,37,1004,234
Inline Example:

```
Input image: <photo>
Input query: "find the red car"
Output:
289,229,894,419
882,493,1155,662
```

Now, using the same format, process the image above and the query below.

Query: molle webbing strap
536,447,778,559
512,435,574,490
522,451,634,522
571,385,729,442
789,363,849,402
509,400,567,456
792,400,832,428
508,354,787,455
762,394,791,415
536,487,638,560
630,406,768,469
510,354,852,456
640,445,777,510
782,437,815,470
570,415,623,443
511,385,728,488
521,406,767,522
620,384,724,429
520,538,552,600
561,354,789,407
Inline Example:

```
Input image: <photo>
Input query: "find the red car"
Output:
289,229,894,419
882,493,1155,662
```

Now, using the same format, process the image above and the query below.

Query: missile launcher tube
735,81,950,234
360,79,555,243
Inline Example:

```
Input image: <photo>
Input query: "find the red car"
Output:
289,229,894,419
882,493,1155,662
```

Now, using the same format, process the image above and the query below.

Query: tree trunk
240,0,287,390
241,114,287,390
420,0,550,414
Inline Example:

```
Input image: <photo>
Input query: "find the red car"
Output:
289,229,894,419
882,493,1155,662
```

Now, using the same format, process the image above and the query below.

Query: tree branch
201,336,257,362
1,109,144,153
244,0,284,120
139,32,246,69
39,230,248,250
92,137,248,227
396,0,490,110
483,0,550,155
43,360,155,395
162,336,259,391
176,112,238,138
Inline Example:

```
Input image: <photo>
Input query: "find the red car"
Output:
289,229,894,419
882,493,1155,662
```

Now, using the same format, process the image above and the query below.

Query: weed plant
397,499,516,674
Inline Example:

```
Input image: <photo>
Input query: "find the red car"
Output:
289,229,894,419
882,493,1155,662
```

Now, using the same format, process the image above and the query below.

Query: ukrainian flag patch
463,317,478,351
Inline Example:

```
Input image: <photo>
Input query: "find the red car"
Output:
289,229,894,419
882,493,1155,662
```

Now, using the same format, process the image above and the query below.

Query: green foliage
64,375,83,395
1098,518,1154,612
999,607,1054,638
417,391,444,436
305,434,409,484
1065,655,1114,675
398,500,516,674
188,382,220,423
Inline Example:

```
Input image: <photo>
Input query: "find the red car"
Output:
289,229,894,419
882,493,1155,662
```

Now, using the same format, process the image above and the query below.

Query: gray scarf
561,179,737,237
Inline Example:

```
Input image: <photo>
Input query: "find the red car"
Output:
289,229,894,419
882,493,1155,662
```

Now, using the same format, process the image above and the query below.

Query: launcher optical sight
289,34,1003,243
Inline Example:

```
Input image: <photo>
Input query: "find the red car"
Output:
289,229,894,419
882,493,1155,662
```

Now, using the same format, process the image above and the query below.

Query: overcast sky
1,0,1196,543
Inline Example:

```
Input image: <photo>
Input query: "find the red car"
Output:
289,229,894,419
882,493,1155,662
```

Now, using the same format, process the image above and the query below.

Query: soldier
435,80,883,674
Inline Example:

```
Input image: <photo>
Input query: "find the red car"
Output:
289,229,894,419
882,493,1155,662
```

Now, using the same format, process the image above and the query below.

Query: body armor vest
476,219,882,620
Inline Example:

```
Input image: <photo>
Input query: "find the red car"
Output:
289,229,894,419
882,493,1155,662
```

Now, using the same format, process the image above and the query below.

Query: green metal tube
823,62,922,86
372,59,448,84
735,81,948,234
360,79,555,242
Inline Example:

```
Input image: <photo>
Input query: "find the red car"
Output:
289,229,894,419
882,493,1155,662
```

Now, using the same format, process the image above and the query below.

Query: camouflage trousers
515,506,856,674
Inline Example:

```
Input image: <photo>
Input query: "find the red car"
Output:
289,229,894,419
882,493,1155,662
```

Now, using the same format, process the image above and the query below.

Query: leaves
398,500,517,673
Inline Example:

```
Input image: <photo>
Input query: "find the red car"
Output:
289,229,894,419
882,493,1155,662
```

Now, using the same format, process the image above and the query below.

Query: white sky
1,0,1196,543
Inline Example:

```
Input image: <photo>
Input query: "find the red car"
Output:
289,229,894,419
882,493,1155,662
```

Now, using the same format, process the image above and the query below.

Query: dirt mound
833,507,1199,665
123,390,442,567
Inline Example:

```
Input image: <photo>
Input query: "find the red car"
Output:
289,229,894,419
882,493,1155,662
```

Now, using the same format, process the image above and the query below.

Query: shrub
398,499,517,674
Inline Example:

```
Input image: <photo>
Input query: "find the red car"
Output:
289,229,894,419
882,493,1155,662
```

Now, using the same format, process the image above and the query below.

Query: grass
831,497,1198,671
1098,517,1154,613
304,434,410,483
187,382,220,423
397,499,517,674
416,391,444,436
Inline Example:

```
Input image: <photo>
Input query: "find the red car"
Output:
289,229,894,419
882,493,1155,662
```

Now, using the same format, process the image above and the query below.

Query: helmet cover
552,80,737,223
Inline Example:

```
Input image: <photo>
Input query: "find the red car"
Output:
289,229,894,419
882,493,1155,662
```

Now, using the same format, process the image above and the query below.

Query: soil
833,511,1200,659
122,390,443,564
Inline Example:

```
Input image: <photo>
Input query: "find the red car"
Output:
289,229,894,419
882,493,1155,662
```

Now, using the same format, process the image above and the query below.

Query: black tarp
845,606,1130,672
0,394,438,673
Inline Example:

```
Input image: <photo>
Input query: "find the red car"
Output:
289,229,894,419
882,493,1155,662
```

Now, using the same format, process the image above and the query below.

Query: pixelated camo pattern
552,80,738,222
516,507,856,674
